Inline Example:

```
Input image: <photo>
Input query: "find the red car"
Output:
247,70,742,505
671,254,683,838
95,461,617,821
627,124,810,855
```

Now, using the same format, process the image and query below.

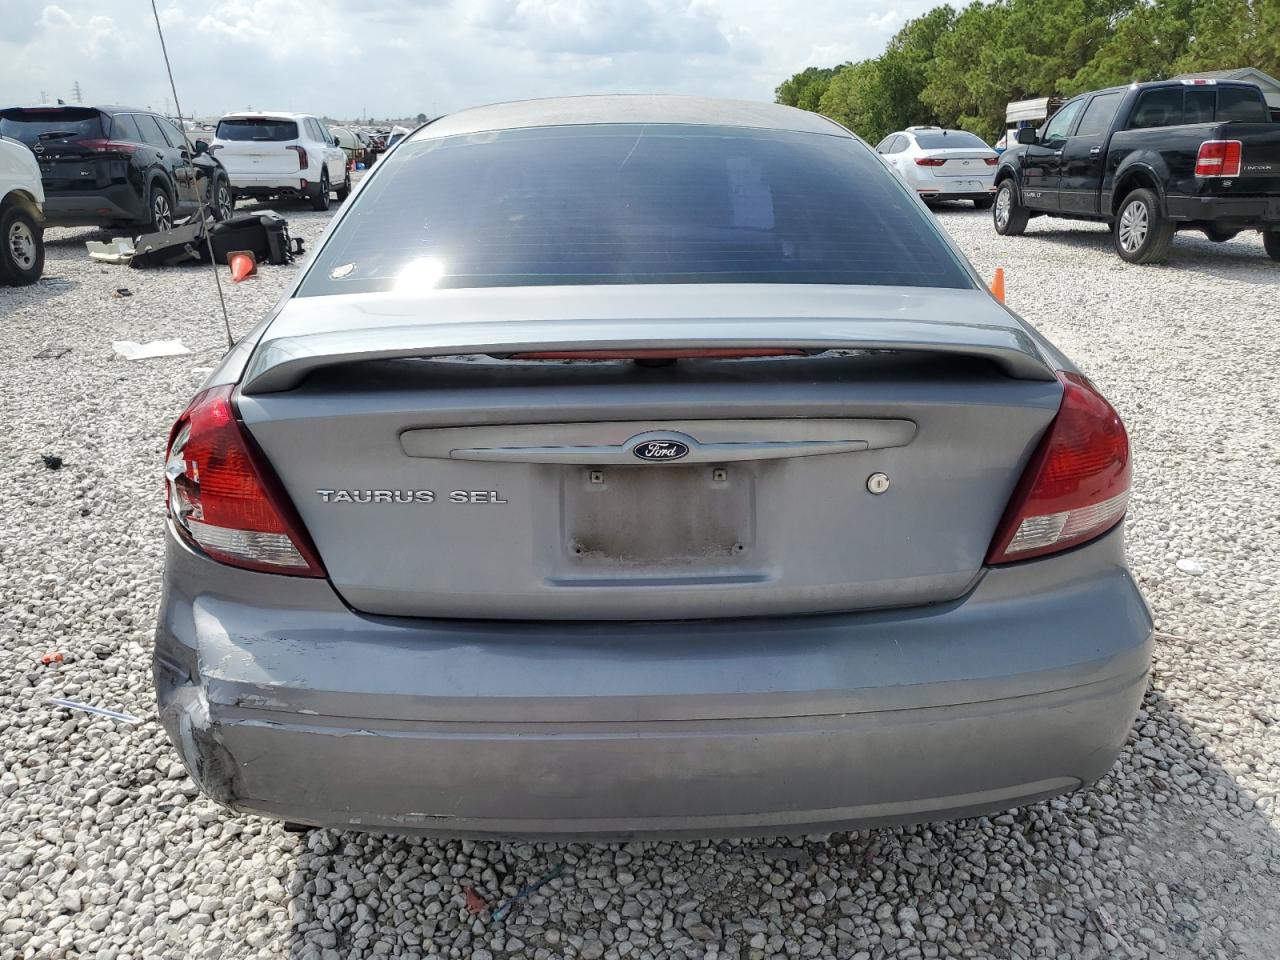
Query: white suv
210,112,349,211
0,135,44,285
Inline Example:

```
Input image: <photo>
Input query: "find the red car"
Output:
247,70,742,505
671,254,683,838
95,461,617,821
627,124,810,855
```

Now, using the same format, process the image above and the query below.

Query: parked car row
0,103,375,284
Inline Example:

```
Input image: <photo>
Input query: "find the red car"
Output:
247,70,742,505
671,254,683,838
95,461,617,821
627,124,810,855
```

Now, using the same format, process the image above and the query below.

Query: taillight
165,386,325,577
914,157,946,167
1195,140,1242,177
984,157,999,166
509,348,807,360
79,139,138,154
288,144,308,170
986,372,1130,564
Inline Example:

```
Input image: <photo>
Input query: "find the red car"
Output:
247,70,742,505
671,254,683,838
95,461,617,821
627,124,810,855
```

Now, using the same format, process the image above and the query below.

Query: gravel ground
2,197,1279,960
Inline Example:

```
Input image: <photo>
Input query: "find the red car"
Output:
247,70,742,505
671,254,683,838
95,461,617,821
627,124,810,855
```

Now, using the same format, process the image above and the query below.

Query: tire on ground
0,203,45,286
1113,187,1174,264
992,180,1028,236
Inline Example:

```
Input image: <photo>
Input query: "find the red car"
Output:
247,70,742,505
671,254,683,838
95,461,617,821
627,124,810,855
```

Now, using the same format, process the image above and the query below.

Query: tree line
775,0,1279,144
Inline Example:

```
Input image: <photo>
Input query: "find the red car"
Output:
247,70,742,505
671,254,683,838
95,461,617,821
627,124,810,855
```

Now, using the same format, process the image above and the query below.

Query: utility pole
72,80,83,103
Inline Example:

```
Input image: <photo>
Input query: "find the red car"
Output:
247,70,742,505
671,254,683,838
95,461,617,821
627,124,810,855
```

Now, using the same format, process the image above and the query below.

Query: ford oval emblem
634,439,690,462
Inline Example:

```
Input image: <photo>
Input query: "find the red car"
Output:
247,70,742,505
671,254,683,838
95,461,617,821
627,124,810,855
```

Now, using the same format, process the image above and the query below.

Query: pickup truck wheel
1114,188,1174,264
0,205,45,286
992,181,1028,236
1264,230,1280,262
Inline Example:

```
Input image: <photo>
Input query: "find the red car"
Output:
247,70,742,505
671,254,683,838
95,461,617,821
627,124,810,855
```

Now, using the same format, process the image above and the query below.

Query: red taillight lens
1195,140,1242,177
165,386,325,576
986,372,1130,564
984,157,999,166
509,348,807,360
79,139,138,154
288,144,308,170
914,157,946,167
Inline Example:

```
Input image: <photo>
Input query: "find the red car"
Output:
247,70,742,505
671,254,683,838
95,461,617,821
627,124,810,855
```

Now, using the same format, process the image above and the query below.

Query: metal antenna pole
149,0,234,350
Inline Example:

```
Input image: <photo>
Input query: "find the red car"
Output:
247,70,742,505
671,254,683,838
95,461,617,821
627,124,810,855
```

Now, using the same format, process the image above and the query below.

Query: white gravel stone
2,193,1279,960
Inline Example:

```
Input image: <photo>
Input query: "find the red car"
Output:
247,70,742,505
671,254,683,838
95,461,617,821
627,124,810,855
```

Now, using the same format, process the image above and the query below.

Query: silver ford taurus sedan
154,96,1152,838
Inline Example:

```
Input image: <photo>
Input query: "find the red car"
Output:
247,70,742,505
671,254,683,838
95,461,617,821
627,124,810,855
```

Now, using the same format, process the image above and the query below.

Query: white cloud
0,0,936,120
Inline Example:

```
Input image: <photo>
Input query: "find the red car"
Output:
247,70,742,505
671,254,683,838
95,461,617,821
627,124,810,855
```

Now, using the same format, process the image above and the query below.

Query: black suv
0,105,235,232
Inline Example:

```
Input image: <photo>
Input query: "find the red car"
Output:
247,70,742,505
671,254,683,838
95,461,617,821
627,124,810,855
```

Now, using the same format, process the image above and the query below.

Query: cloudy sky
0,0,931,121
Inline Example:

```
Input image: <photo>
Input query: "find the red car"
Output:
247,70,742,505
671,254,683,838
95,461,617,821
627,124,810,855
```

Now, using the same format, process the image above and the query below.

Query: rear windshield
300,124,972,295
913,131,989,149
215,117,299,141
0,107,103,144
1217,86,1268,122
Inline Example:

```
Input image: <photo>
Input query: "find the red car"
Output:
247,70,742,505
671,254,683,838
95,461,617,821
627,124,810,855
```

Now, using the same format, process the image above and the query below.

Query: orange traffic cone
990,267,1005,303
228,250,257,283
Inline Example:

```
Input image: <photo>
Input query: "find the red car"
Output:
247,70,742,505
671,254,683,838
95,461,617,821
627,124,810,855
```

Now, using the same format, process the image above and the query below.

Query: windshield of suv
300,124,972,295
913,131,989,149
0,107,104,144
215,118,299,141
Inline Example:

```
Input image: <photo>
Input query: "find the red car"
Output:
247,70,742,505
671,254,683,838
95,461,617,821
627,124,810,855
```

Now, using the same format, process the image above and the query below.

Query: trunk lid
923,149,998,178
0,107,119,193
213,116,302,176
238,285,1061,621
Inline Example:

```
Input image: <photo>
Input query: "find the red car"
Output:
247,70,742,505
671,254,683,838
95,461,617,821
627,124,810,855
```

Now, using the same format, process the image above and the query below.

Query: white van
210,112,349,211
0,135,44,284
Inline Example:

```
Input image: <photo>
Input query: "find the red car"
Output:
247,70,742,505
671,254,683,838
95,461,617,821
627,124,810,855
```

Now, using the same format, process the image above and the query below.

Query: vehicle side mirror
193,139,209,155
333,137,340,147
1015,127,1038,146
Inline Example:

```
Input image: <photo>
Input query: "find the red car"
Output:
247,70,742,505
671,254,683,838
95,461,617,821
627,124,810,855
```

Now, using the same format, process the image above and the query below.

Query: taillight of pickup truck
1195,140,1243,177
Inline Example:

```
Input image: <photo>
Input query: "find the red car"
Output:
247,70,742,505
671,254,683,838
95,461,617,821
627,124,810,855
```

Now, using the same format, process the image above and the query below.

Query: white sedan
875,127,999,208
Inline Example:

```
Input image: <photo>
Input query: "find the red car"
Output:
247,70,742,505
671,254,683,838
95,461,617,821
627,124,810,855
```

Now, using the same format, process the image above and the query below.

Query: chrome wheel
215,180,233,220
7,221,36,270
1118,200,1149,253
152,192,172,231
994,187,1012,228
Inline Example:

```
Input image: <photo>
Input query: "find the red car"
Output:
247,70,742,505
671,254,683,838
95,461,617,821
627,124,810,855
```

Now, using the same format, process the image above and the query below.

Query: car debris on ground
111,339,191,360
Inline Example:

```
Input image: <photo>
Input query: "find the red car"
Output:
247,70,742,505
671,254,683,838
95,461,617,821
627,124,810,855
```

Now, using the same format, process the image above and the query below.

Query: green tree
775,66,838,111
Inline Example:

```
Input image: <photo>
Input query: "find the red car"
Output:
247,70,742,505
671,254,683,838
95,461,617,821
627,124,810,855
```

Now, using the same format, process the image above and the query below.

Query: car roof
219,111,315,120
413,95,850,142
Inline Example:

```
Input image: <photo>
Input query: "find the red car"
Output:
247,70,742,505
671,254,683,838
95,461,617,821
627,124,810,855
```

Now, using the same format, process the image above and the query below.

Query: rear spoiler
240,315,1056,394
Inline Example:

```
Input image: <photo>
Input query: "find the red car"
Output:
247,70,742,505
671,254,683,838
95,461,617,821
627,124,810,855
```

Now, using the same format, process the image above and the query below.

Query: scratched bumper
154,524,1151,838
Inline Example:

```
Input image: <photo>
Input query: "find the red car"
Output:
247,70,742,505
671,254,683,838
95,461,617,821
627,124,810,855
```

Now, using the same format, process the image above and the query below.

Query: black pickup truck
992,79,1280,263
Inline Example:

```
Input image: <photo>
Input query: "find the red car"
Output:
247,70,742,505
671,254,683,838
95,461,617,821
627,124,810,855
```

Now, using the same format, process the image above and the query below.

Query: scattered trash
1176,558,1206,576
38,276,72,289
464,886,488,915
228,250,258,283
127,211,303,269
130,220,207,268
112,339,192,361
192,366,214,374
86,237,136,264
1091,905,1138,958
492,863,566,922
33,345,73,359
113,287,133,298
39,652,65,665
41,454,63,470
46,698,142,725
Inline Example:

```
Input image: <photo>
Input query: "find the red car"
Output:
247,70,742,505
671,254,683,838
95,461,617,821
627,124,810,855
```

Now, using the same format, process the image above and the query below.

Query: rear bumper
154,525,1152,838
225,174,313,198
40,189,143,226
918,188,997,202
1166,194,1280,226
